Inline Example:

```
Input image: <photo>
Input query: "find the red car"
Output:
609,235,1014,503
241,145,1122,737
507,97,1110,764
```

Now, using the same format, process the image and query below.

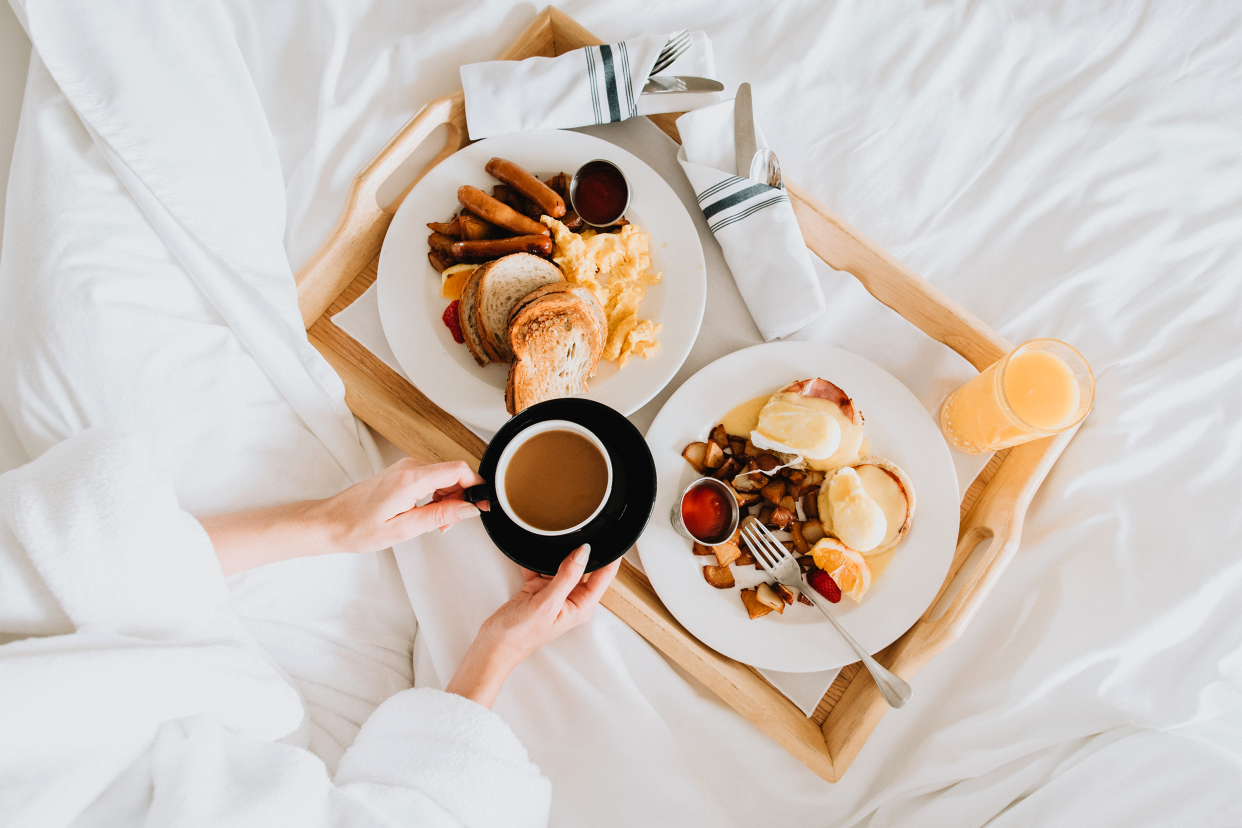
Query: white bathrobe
0,428,551,828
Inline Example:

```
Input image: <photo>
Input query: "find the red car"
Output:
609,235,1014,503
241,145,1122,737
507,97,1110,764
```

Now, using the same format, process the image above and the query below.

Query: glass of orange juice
940,339,1094,453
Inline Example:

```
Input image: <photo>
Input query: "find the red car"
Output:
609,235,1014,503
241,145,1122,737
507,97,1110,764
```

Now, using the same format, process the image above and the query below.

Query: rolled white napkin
676,99,826,341
461,31,718,140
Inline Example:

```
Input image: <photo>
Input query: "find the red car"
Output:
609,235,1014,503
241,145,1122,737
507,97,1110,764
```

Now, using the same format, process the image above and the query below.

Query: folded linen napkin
461,31,718,140
676,99,826,341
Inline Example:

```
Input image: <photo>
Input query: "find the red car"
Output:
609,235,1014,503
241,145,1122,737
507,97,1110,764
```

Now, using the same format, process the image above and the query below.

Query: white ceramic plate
639,341,959,673
377,129,706,433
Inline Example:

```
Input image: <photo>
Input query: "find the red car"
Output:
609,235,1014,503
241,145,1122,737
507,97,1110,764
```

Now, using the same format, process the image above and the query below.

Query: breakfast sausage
450,235,553,263
457,185,549,236
485,157,567,218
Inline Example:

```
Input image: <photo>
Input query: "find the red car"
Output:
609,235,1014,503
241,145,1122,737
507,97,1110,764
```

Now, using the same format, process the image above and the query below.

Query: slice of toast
473,253,564,364
457,265,490,366
505,284,606,415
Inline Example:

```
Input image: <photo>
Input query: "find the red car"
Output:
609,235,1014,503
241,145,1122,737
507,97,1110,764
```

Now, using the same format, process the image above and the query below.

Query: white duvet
1,1,1240,826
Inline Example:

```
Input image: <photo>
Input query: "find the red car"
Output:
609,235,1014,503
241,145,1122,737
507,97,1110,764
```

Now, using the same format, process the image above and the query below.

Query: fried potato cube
770,506,796,531
791,521,810,554
797,592,813,606
760,479,786,504
703,441,726,470
709,424,730,449
755,583,785,613
728,439,747,457
735,546,756,567
757,504,775,528
702,565,735,589
458,213,499,240
692,542,715,556
802,488,820,519
801,519,827,546
774,584,797,605
733,489,761,507
740,588,775,620
682,441,709,473
755,454,781,472
711,541,741,567
428,251,451,273
713,457,741,482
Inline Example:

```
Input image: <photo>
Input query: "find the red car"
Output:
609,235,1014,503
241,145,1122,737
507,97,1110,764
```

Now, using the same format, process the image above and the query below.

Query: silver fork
740,519,913,709
649,30,691,77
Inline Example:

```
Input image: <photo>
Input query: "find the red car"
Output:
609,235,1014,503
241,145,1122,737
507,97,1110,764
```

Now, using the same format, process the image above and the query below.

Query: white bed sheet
1,1,1240,826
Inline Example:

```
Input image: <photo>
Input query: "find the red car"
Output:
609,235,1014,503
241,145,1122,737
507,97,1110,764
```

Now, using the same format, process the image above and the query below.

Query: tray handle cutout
296,92,469,327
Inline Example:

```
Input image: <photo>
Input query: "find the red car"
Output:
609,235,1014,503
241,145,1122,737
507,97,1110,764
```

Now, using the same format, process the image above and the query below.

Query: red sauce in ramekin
681,484,731,543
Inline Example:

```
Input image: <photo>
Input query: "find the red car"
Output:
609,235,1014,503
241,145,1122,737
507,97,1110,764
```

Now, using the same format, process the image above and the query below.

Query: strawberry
806,568,841,603
442,300,464,344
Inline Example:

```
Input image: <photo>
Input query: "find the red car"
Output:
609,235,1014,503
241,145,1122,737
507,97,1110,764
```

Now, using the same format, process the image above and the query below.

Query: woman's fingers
392,496,482,539
400,460,485,499
431,487,491,511
539,545,591,610
564,557,620,617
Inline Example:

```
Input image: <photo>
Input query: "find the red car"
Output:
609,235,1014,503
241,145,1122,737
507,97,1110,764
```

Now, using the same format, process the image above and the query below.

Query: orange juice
1003,349,1080,430
940,339,1093,453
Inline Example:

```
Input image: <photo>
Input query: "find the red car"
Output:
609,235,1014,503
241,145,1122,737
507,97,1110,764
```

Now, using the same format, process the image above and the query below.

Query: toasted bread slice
457,265,489,366
505,284,605,414
473,253,564,363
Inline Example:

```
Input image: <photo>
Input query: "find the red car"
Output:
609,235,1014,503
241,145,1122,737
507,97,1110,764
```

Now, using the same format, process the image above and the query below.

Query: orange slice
440,263,477,300
810,538,871,602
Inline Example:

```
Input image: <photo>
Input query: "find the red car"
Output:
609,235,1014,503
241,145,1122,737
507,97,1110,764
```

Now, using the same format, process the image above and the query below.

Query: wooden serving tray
294,8,1080,782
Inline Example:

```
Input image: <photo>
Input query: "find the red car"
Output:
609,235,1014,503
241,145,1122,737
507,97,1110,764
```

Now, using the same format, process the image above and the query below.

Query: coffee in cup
490,420,613,536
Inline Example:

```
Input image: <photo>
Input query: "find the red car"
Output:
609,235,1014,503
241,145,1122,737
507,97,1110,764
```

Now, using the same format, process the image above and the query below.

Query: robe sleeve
335,687,552,828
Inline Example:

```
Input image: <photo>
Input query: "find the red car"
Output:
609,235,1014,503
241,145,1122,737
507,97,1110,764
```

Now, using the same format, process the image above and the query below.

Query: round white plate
377,129,706,433
639,341,959,673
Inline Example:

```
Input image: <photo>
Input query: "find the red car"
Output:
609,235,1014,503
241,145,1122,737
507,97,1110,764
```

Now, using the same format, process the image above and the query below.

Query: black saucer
468,398,656,575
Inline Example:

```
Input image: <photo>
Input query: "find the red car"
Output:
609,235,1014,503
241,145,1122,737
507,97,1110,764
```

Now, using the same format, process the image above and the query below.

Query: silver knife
641,76,726,95
734,82,757,180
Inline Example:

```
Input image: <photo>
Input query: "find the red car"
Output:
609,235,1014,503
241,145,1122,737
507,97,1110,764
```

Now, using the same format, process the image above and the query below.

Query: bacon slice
785,378,857,421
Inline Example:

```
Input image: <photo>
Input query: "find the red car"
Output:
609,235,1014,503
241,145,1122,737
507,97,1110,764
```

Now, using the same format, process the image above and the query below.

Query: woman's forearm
444,639,521,710
196,459,487,577
198,500,332,576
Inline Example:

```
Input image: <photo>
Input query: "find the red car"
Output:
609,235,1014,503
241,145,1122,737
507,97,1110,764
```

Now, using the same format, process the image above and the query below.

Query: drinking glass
940,339,1094,453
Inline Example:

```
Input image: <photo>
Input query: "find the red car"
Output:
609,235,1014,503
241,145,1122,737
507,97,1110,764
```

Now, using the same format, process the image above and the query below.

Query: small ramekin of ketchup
671,477,740,546
569,159,631,227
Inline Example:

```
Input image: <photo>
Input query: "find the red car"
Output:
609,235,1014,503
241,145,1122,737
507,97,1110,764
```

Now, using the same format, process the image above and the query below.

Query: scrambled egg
541,216,662,366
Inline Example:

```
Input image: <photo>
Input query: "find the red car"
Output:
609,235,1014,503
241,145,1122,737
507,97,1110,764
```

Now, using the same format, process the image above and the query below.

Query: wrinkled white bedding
1,1,1240,826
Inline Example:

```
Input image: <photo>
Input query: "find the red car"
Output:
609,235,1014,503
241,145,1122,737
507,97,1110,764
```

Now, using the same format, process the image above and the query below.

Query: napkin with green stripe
677,99,825,340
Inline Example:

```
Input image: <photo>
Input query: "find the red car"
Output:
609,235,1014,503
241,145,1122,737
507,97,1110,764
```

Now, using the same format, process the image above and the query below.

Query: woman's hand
446,545,621,709
310,458,488,555
200,459,488,576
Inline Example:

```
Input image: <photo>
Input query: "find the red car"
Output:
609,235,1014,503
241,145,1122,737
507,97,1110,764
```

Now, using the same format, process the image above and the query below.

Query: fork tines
649,30,691,77
739,519,791,573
